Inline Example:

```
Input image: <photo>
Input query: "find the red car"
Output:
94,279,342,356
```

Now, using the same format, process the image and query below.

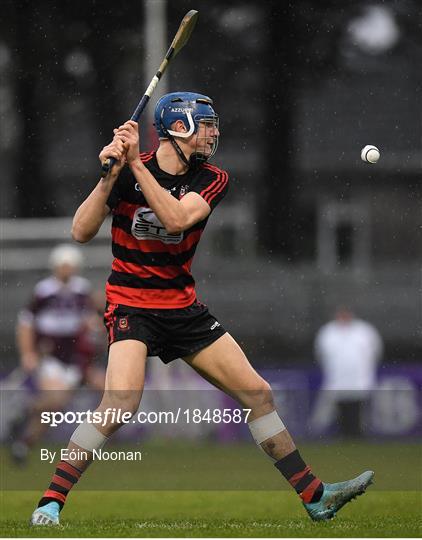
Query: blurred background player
10,244,106,463
312,307,383,437
76,288,108,391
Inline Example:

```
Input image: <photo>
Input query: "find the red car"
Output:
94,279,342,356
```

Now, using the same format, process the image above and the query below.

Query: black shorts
104,301,226,363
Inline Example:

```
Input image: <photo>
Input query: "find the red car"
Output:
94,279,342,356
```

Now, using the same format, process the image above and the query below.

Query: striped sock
274,449,324,503
38,461,82,510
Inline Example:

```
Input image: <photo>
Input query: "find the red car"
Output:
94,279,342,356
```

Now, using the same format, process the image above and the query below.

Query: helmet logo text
170,107,193,113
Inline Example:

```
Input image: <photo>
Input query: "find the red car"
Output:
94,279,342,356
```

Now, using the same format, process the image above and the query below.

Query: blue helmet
154,92,218,139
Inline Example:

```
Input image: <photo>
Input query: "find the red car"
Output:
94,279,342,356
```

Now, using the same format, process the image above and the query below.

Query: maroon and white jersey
18,275,92,364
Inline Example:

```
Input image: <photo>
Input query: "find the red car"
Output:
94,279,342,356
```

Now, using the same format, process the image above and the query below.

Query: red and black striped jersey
105,152,229,309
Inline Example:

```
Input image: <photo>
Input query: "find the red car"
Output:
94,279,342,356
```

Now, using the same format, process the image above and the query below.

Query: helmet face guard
154,92,219,166
190,114,219,165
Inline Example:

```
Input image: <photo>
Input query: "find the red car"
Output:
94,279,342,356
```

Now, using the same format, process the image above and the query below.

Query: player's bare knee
242,378,275,414
99,390,141,420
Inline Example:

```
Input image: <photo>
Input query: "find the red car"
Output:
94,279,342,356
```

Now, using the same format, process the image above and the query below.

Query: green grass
1,491,421,537
2,441,421,490
1,441,421,537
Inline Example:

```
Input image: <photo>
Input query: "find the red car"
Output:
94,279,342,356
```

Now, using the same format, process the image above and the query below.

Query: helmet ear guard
164,110,196,138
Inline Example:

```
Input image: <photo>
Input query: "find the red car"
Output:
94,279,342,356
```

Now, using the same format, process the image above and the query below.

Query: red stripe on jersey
201,179,221,202
112,226,202,254
202,162,225,174
202,163,227,185
206,170,228,205
111,257,194,279
203,174,226,204
204,169,228,197
200,172,221,199
106,282,196,309
115,201,147,219
200,166,228,204
140,151,154,161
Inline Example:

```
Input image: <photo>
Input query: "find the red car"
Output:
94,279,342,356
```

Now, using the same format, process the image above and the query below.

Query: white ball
361,145,380,164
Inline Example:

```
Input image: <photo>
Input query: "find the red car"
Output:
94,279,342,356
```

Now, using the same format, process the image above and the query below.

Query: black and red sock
38,461,82,510
275,449,323,503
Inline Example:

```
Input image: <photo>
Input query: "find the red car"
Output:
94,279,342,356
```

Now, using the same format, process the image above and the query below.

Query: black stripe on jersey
113,214,206,239
108,270,194,290
112,242,198,267
113,214,141,236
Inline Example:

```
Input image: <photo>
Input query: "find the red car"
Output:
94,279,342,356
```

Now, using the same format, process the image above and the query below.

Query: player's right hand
99,135,127,175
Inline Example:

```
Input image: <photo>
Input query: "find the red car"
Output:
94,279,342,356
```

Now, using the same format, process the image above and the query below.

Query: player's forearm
17,323,36,356
17,323,39,371
72,177,116,243
129,160,188,234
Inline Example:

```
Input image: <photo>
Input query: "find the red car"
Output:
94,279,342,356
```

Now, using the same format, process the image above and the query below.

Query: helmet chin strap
160,123,190,166
160,123,206,170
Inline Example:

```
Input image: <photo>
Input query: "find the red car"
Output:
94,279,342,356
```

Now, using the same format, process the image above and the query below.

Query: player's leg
184,333,373,521
184,333,297,457
31,340,147,525
84,364,106,391
10,359,76,465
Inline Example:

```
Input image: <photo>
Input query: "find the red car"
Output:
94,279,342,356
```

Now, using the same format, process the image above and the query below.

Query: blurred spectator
10,244,105,463
311,307,383,437
75,288,108,391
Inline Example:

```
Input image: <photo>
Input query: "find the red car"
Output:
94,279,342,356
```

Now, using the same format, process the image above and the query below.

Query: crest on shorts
118,316,129,331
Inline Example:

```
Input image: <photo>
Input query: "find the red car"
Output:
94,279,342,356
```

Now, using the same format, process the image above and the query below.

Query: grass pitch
1,441,421,537
1,490,421,537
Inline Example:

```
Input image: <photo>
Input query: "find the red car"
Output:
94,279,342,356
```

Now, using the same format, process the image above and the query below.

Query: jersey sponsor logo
210,321,220,330
131,207,183,244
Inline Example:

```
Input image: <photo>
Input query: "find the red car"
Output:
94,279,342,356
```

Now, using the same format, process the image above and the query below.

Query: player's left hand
114,121,140,166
